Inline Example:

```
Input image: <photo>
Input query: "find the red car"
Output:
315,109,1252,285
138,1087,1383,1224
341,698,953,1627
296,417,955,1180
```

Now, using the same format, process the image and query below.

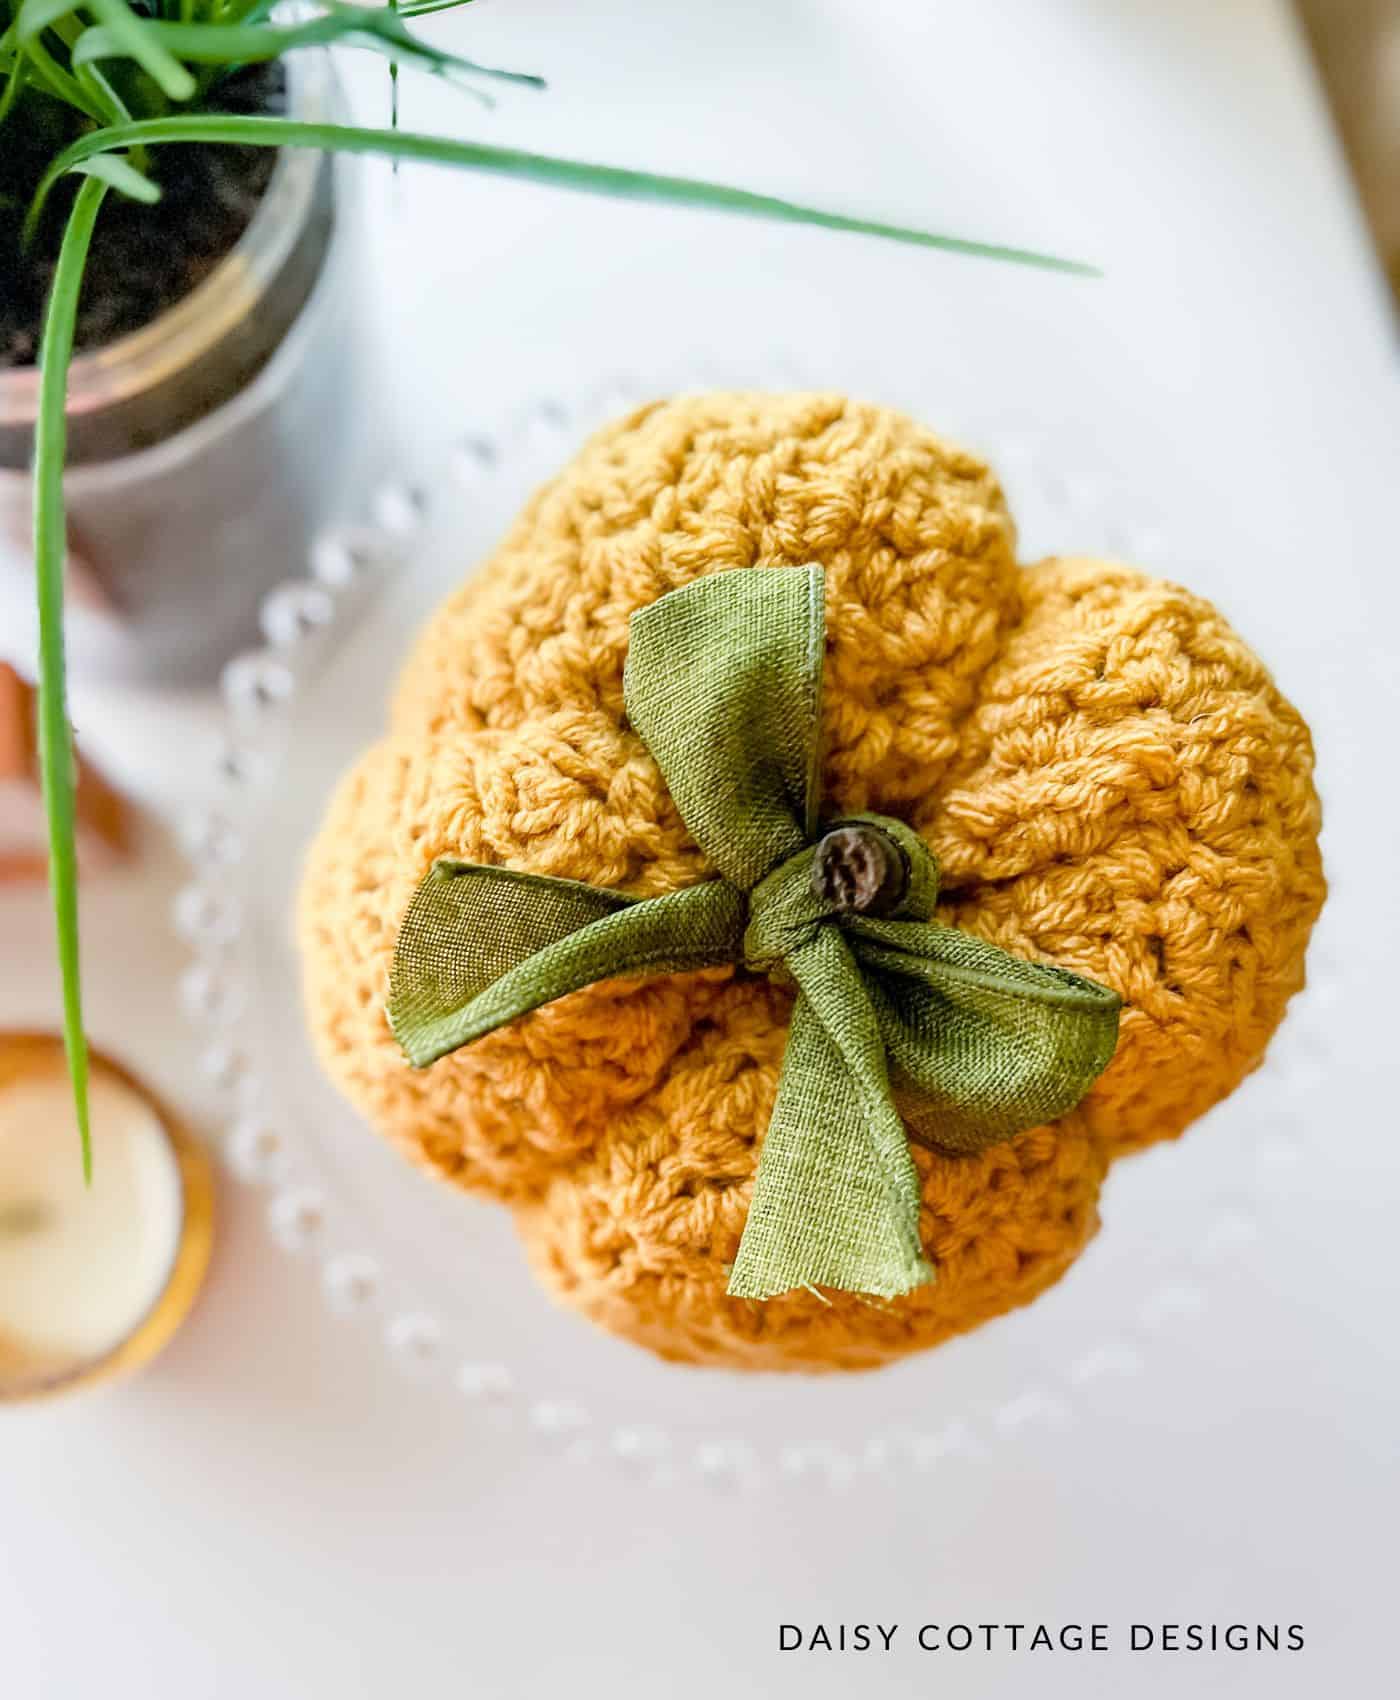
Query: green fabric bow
388,566,1121,1302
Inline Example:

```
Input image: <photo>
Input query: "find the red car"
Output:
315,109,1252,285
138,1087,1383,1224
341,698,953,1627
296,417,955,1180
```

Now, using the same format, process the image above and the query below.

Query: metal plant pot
0,53,367,686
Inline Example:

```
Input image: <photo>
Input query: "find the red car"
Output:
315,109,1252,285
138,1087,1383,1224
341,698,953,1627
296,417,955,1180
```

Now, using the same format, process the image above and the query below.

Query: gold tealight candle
0,1032,213,1401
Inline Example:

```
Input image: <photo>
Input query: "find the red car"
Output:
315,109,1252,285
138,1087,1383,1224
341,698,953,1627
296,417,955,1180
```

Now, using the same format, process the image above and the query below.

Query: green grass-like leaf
82,0,194,100
10,16,101,119
28,114,1099,274
69,7,545,90
0,39,25,127
70,151,159,200
32,170,108,1184
15,0,85,44
398,0,480,15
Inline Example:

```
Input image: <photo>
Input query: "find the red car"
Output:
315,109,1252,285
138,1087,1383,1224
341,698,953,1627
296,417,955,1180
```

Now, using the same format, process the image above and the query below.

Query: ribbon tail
389,864,745,1066
727,928,932,1302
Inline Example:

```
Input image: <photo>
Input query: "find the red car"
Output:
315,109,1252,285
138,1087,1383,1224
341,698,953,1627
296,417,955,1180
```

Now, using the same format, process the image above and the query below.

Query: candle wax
0,1070,184,1366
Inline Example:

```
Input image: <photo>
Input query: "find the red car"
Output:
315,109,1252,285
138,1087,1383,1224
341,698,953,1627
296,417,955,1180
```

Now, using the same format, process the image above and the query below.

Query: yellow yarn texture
298,394,1325,1374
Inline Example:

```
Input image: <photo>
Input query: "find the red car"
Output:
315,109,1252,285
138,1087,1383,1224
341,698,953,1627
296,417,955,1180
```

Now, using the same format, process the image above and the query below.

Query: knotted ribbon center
742,843,825,974
386,566,1121,1303
742,820,924,975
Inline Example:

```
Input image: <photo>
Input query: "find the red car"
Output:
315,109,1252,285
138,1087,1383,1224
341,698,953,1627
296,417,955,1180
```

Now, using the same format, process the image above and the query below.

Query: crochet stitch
298,393,1325,1373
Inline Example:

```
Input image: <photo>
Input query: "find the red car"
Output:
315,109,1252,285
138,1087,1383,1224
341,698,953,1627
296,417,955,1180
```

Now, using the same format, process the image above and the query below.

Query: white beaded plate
177,370,1335,1490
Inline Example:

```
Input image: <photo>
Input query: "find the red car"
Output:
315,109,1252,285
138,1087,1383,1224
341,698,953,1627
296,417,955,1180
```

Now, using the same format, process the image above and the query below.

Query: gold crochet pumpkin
298,393,1324,1374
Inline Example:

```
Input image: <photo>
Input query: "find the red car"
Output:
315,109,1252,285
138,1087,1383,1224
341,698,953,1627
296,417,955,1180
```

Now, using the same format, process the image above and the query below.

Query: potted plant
0,0,1090,1169
1,6,545,684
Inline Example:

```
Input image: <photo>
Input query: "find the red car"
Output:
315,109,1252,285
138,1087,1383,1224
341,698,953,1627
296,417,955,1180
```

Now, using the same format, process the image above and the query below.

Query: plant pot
0,53,370,687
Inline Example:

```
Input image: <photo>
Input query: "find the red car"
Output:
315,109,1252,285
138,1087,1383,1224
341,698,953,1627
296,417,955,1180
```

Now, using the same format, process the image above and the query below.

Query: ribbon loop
388,565,1122,1303
852,919,1123,1155
624,565,825,891
390,867,745,1068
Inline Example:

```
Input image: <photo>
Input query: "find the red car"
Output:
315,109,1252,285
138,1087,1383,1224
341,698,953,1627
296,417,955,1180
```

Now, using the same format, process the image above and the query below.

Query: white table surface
3,3,1399,1695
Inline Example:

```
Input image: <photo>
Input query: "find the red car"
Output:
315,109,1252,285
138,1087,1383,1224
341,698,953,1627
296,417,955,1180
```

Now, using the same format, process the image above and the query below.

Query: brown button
809,824,906,916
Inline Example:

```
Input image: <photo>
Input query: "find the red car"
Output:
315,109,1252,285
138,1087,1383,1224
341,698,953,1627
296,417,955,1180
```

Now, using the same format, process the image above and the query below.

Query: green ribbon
388,566,1121,1302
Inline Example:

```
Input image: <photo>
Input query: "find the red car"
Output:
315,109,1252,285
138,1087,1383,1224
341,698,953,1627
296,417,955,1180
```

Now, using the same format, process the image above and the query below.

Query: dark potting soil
0,63,287,370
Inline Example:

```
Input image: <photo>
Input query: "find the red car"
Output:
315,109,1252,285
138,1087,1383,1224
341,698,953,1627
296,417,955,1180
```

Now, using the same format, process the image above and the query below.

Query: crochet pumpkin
298,393,1324,1374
